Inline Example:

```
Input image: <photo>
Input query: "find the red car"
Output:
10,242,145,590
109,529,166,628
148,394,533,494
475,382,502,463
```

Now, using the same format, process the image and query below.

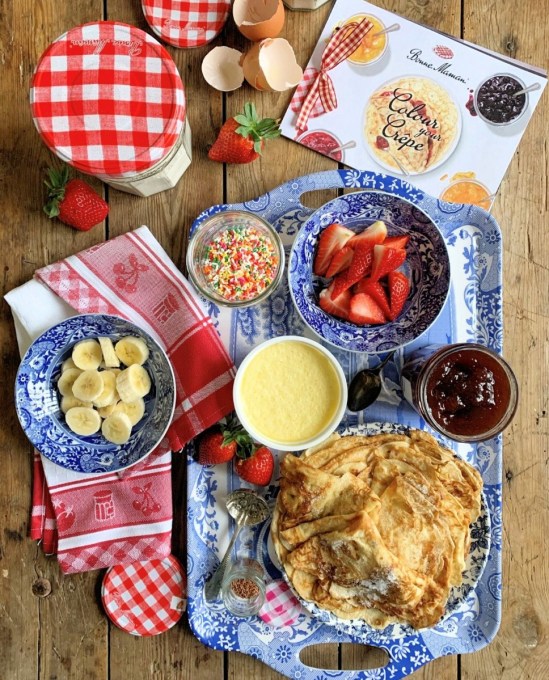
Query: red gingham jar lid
142,0,231,48
101,555,187,636
30,21,186,178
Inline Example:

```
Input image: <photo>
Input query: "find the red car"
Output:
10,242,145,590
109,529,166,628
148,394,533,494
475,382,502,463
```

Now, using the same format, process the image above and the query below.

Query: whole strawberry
235,445,274,486
208,102,281,164
197,416,249,466
44,165,108,231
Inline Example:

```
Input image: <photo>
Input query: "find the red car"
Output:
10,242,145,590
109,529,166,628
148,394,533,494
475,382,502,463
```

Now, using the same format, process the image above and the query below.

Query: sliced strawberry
370,245,407,282
331,244,374,298
348,293,386,325
384,234,410,250
319,283,351,320
388,271,411,320
347,220,388,248
313,224,355,276
352,278,392,319
325,245,353,278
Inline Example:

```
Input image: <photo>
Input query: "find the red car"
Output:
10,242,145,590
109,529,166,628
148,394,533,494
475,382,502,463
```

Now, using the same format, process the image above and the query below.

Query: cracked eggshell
233,0,285,42
201,47,245,92
242,38,303,92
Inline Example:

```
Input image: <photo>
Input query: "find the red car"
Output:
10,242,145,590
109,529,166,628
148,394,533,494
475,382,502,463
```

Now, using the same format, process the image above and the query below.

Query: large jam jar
401,343,518,442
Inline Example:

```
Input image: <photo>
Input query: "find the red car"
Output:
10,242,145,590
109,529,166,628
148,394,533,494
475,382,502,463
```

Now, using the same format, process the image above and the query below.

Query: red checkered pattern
142,0,231,48
29,226,235,574
259,580,303,628
31,21,186,177
296,17,373,132
290,68,325,126
102,556,186,635
434,44,454,60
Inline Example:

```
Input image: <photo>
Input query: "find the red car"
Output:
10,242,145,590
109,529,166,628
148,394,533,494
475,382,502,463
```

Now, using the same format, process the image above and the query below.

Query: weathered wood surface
0,0,547,678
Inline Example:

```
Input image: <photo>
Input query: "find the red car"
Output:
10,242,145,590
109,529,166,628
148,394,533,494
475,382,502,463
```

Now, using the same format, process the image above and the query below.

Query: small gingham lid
141,0,231,48
101,555,187,636
259,580,303,628
30,21,186,178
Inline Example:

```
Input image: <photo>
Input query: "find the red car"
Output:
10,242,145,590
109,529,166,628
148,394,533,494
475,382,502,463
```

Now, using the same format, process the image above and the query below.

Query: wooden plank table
1,1,547,678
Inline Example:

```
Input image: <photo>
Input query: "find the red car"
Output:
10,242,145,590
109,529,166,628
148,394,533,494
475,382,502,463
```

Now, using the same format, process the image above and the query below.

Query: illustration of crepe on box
282,0,547,208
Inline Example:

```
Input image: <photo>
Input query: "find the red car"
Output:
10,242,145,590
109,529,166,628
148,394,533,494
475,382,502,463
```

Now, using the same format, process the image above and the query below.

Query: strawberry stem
43,165,70,219
232,102,281,156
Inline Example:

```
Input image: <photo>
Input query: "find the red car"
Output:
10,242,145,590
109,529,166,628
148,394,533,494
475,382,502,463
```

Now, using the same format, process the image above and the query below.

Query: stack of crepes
272,429,483,630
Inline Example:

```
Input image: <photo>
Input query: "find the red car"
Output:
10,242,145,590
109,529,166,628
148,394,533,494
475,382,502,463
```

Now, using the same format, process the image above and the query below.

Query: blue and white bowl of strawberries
288,190,451,354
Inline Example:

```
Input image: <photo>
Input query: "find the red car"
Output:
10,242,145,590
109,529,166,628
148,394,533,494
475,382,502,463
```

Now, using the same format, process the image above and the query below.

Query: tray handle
290,642,433,680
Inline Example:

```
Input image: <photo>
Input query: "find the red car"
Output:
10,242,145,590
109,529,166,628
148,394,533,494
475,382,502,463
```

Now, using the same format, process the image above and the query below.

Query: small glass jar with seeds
221,557,266,617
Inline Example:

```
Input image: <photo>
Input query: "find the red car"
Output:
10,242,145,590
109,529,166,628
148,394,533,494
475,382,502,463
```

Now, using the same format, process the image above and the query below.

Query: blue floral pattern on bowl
15,313,175,474
289,191,451,353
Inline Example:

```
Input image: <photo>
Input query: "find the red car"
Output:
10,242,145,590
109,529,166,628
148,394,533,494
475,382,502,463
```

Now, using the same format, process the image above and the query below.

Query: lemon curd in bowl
233,336,347,451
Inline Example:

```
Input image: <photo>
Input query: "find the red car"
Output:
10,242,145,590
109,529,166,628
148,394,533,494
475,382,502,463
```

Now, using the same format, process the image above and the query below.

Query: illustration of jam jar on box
30,22,191,197
473,73,528,126
401,343,518,442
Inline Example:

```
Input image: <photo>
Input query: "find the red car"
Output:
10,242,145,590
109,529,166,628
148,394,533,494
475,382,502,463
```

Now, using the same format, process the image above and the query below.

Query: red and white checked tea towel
30,22,186,178
6,226,235,573
142,0,231,48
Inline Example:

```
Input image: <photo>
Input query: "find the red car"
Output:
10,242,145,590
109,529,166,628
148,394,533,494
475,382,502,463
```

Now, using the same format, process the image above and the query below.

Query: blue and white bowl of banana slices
15,313,175,474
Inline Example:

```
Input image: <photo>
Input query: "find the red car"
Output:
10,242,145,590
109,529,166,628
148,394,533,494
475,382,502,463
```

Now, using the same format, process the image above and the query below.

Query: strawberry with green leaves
44,165,108,231
208,102,281,164
235,444,274,486
197,416,251,466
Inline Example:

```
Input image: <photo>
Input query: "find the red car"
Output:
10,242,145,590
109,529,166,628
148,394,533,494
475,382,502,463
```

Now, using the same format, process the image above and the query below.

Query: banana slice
98,336,120,368
65,407,101,436
61,357,77,372
60,395,93,413
116,365,151,402
115,336,150,366
114,398,145,426
102,412,133,445
72,339,103,370
97,401,119,418
57,368,83,397
93,370,118,408
72,370,104,402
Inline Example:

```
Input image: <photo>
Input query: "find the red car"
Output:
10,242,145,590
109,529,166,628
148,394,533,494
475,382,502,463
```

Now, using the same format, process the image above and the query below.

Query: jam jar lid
30,21,186,178
141,0,231,48
101,555,186,636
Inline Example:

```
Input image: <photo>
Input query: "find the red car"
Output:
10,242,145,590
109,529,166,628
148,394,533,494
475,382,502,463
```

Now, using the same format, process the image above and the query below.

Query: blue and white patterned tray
186,170,503,679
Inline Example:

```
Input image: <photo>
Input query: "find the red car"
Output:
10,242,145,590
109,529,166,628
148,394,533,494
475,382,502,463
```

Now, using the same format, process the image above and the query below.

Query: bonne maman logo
406,45,466,84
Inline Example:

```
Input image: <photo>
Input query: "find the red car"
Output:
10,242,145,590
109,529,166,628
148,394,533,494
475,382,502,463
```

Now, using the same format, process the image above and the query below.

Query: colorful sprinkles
202,226,279,302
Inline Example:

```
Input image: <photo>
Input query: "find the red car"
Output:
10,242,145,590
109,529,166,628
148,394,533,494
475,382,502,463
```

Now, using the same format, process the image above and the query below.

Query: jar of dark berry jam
401,343,518,442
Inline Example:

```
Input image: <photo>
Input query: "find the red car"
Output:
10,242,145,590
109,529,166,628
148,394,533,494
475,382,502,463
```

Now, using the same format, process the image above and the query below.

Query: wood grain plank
460,1,549,679
0,2,108,680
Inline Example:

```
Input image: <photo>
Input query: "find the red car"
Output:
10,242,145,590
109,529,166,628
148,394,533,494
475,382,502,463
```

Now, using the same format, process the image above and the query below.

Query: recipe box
30,21,191,197
281,0,547,207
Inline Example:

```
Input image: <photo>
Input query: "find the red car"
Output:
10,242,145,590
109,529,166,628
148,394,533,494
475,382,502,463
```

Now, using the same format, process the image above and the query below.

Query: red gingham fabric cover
259,579,303,628
295,17,372,132
142,0,231,48
30,22,186,177
102,555,186,635
29,226,235,574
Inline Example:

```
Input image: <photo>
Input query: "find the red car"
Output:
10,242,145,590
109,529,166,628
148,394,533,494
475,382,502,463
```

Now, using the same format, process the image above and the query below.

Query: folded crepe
272,429,483,630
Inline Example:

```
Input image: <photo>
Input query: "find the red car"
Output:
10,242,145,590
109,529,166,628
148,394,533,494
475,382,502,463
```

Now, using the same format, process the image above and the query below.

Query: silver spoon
347,351,396,412
204,489,270,602
373,22,400,37
513,82,541,97
328,140,357,157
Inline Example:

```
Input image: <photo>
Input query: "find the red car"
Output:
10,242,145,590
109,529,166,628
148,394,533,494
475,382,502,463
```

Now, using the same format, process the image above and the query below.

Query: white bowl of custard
233,336,347,452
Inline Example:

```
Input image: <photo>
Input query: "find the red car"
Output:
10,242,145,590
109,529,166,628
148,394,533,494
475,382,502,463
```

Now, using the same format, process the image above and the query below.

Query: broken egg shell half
202,47,244,92
242,38,303,92
233,0,285,42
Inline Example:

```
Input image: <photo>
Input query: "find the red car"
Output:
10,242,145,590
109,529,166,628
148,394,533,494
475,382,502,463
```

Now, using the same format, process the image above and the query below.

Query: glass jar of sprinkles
187,210,285,308
221,558,266,617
